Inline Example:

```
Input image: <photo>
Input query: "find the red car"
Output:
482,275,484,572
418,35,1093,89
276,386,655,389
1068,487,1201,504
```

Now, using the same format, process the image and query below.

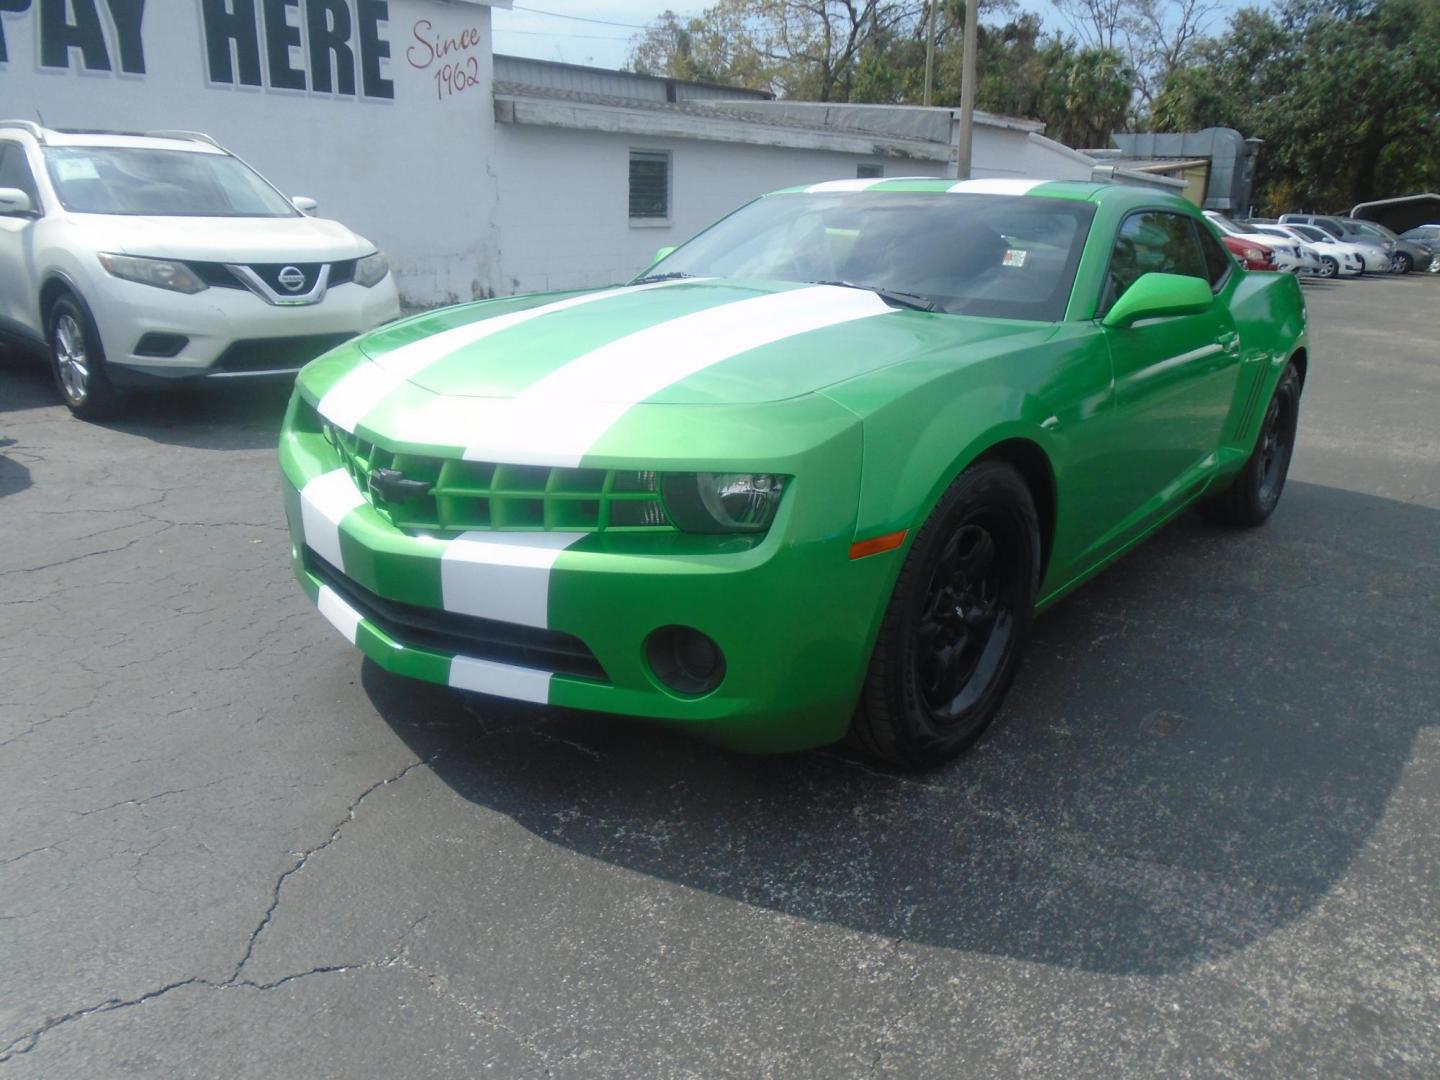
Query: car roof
763,176,1196,212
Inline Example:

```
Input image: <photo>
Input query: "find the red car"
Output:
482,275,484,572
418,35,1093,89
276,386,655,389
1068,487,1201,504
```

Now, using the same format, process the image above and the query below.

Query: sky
490,1,1272,72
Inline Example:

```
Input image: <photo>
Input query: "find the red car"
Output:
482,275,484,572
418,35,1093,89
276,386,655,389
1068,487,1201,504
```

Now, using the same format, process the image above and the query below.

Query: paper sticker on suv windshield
1002,249,1028,268
53,157,100,182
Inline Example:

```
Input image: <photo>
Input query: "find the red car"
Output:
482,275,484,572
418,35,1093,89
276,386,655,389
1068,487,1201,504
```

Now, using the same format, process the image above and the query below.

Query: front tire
1394,252,1413,274
48,293,121,420
1200,363,1302,528
848,461,1040,770
1318,256,1339,279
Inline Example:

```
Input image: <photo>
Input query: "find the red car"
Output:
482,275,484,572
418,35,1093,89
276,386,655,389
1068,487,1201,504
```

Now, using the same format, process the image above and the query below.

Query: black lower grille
213,334,356,372
306,549,608,682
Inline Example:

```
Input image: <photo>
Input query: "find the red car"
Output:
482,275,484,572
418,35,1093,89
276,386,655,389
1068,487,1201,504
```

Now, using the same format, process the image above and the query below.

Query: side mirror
0,188,36,217
651,245,676,266
1101,272,1213,328
291,196,318,214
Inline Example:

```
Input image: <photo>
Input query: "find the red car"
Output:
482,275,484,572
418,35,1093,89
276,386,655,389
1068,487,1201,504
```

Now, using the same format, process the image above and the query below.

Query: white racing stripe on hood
300,468,367,572
947,178,1046,195
315,279,694,434
440,531,579,628
806,178,892,193
453,285,895,467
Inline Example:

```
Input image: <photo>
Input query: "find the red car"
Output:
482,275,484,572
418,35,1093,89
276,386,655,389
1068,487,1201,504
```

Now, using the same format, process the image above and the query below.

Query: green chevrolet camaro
280,178,1306,768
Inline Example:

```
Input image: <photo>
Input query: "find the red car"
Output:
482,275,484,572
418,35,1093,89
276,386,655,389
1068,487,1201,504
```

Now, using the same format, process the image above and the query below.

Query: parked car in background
1246,224,1334,277
1279,213,1394,273
282,179,1309,768
1221,233,1278,271
0,121,401,419
1345,219,1431,274
1276,223,1368,277
1398,223,1440,251
1206,212,1308,274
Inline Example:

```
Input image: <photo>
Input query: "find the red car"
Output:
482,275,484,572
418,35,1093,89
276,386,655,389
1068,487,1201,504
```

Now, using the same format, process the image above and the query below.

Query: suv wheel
48,293,121,420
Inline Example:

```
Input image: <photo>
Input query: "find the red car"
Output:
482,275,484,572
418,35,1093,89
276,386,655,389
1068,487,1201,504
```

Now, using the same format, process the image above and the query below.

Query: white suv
0,122,400,418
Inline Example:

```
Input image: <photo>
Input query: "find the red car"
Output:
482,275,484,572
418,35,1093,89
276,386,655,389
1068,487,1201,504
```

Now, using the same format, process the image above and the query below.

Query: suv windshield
642,192,1096,321
43,147,298,217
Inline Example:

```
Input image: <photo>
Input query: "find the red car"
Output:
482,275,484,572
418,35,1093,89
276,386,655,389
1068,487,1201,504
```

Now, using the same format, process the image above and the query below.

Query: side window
0,143,41,204
1195,222,1233,289
1101,211,1208,313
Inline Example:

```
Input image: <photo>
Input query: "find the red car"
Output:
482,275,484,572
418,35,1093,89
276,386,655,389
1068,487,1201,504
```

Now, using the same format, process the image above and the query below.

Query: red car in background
1222,234,1278,271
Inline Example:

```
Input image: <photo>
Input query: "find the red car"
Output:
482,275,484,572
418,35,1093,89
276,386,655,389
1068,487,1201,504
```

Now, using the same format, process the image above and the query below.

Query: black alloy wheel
849,461,1040,769
1200,362,1302,527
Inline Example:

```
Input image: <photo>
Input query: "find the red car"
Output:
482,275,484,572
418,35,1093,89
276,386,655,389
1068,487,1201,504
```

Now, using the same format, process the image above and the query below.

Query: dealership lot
1,276,1436,1077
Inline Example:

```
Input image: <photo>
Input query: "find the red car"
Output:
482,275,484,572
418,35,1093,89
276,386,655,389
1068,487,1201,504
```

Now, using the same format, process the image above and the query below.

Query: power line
510,5,657,30
494,28,636,40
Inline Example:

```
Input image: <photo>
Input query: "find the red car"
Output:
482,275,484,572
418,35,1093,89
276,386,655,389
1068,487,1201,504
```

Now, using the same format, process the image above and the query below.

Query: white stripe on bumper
449,654,551,704
457,285,895,467
440,531,580,628
300,468,366,571
316,584,363,644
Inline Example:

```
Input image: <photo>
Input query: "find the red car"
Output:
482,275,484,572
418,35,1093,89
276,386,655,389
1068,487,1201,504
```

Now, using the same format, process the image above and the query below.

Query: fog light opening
645,626,726,696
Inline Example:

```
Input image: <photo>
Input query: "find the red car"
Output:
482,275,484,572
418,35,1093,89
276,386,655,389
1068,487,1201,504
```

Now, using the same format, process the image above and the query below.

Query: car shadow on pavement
0,346,290,449
362,480,1437,977
0,437,32,499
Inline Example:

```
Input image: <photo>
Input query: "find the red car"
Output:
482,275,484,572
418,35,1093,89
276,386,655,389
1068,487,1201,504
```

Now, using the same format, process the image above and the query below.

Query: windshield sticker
53,157,100,182
1002,248,1028,268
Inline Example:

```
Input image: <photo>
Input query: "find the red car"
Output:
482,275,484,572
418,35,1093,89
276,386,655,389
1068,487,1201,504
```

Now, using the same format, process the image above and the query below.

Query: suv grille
322,423,677,534
214,334,356,372
306,549,607,681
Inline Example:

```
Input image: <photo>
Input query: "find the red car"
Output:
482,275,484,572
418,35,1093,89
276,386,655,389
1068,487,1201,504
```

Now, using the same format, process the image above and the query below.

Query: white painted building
1,0,1100,306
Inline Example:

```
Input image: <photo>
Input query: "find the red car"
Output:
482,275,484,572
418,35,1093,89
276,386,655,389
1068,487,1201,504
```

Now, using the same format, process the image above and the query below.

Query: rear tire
1200,363,1301,528
48,293,121,420
848,461,1040,770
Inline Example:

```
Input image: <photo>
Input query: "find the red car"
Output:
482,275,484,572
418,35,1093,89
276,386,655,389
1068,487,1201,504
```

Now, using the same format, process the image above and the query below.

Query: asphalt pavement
1,274,1437,1078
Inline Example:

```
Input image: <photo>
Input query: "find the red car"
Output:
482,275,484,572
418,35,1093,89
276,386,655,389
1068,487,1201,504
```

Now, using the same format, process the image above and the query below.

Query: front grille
189,262,246,289
187,260,357,290
213,333,356,372
306,549,607,681
323,423,677,534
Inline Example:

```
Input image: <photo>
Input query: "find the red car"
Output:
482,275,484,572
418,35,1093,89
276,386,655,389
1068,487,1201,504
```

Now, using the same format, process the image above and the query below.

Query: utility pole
955,0,978,179
923,1,937,107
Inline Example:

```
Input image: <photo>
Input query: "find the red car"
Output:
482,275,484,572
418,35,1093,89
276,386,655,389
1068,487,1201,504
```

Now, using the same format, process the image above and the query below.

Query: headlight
662,473,788,533
97,253,206,294
353,252,389,287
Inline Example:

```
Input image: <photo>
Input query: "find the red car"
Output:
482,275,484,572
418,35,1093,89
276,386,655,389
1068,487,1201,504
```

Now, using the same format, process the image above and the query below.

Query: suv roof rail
145,129,225,150
0,120,46,143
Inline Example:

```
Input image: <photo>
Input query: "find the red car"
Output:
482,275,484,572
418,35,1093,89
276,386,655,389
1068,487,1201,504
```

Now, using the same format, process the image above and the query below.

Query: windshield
43,147,299,217
642,192,1096,321
1353,221,1398,240
1290,225,1331,243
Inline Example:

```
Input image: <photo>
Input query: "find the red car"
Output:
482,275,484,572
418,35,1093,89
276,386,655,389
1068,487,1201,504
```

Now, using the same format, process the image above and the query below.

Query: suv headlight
353,252,389,287
97,253,207,294
662,473,788,533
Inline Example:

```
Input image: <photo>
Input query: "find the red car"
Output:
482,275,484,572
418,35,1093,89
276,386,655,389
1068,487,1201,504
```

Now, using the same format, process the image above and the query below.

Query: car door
1093,210,1243,547
0,141,42,340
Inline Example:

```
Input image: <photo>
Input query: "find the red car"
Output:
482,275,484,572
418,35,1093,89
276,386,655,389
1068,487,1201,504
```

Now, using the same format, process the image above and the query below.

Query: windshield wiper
811,280,937,312
630,271,696,284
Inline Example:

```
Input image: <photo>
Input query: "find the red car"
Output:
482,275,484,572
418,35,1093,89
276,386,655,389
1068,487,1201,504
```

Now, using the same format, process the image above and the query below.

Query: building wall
0,0,503,305
491,125,951,294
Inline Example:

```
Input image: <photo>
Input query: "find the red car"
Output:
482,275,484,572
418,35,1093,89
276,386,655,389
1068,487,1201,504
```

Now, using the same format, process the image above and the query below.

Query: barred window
629,150,670,220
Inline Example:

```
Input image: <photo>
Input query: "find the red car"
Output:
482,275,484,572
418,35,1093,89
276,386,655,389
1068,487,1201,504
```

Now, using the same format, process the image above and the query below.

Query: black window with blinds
629,150,670,219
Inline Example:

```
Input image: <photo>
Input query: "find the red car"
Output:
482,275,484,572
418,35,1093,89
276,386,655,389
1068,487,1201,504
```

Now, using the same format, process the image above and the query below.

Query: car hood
70,212,374,261
350,278,1045,407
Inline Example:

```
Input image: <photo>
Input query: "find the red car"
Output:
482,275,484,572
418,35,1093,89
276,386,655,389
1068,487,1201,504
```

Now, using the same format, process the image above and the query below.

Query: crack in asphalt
0,755,440,1064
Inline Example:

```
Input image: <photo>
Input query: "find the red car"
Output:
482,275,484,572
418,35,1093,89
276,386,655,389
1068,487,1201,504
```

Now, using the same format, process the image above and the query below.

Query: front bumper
278,395,897,753
89,274,401,383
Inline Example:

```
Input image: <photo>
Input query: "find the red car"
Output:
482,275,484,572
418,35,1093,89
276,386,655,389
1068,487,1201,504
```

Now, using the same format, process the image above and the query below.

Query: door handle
1215,330,1241,355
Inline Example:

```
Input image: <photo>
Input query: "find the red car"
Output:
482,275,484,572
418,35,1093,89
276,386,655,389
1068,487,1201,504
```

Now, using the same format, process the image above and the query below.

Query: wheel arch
39,271,82,329
972,437,1057,578
1289,346,1308,390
